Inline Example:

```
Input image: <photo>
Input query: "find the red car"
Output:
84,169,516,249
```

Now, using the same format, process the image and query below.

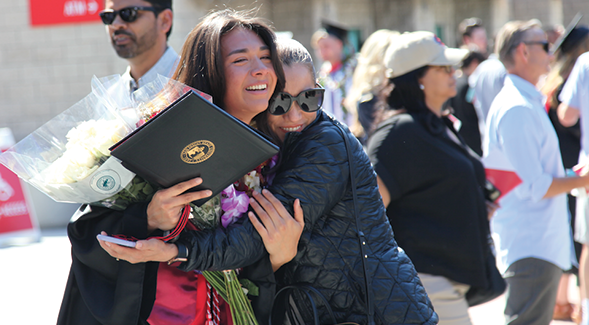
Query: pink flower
220,185,250,228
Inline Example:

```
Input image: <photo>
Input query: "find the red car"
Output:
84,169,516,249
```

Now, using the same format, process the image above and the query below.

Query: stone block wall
0,1,122,141
563,0,589,26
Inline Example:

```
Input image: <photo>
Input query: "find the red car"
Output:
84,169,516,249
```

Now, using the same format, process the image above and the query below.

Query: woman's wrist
269,252,294,272
167,242,188,265
269,256,285,272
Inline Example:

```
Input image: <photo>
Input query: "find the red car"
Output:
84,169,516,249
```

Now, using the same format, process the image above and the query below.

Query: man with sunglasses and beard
483,20,585,324
57,1,178,324
102,0,177,94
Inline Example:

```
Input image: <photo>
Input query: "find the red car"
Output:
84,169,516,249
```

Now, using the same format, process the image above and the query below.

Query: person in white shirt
468,38,507,154
458,17,489,55
311,21,356,127
484,20,588,325
559,48,589,325
469,55,506,123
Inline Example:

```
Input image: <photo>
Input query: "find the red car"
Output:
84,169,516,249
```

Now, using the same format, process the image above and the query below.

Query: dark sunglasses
435,65,455,74
524,41,550,53
99,6,159,25
269,88,325,116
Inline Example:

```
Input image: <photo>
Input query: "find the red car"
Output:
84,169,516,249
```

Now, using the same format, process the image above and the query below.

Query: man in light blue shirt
484,20,585,325
469,54,506,123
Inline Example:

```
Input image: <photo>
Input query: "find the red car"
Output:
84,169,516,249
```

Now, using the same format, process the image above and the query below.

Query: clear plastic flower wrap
89,75,202,210
0,75,195,210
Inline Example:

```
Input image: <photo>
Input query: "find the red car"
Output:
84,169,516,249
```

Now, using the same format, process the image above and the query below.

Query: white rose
64,145,97,169
65,119,128,158
92,119,127,156
66,120,97,149
243,171,261,192
42,146,98,184
40,118,129,185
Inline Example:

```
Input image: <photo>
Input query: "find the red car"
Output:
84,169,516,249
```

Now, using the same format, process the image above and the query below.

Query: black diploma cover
110,90,279,206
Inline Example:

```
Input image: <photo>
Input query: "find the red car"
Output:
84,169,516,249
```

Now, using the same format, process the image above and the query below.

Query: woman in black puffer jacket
263,111,437,324
251,38,437,325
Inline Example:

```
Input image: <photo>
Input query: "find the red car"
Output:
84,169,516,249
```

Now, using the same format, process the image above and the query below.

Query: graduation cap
321,20,349,42
550,13,588,55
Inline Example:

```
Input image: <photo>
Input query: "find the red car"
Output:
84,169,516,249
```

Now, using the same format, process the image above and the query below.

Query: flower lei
219,154,278,228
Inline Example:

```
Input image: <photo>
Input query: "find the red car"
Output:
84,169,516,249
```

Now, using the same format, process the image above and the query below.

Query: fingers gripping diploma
248,189,305,271
146,177,212,232
97,231,178,264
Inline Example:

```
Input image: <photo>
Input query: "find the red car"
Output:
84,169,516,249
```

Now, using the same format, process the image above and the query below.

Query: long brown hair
171,8,285,111
542,30,589,109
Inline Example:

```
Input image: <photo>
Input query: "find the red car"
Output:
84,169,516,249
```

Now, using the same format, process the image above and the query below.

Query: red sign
0,164,35,234
29,0,103,26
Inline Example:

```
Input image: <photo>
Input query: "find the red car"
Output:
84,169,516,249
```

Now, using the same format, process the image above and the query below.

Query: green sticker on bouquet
90,169,121,195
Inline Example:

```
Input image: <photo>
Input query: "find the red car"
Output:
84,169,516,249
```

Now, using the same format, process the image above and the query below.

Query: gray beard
111,25,158,59
114,44,137,58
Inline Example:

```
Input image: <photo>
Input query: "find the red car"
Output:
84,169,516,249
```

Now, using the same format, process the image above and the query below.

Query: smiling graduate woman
58,8,302,325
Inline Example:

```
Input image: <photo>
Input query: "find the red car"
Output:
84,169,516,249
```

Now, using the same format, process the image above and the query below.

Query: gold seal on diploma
181,140,215,164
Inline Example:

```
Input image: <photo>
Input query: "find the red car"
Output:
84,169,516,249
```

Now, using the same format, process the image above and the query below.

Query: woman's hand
97,231,178,264
248,189,304,271
575,162,589,177
146,177,212,232
486,201,500,220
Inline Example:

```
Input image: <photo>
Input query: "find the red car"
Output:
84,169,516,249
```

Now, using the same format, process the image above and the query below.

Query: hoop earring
419,84,425,90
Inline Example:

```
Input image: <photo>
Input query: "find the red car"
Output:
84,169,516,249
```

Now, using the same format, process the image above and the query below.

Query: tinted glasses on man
99,6,159,25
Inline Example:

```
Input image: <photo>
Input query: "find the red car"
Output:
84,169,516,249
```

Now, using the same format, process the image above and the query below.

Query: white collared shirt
319,59,355,127
560,52,589,156
483,74,574,273
120,46,180,94
469,55,507,122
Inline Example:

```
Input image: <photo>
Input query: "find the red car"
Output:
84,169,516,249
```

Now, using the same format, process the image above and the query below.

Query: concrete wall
0,1,122,142
563,0,589,26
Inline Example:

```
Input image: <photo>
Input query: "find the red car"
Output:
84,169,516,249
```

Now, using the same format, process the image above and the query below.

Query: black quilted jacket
268,112,437,324
177,112,437,324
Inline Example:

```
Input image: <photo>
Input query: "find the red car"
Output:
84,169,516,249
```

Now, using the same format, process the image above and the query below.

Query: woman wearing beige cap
365,31,500,325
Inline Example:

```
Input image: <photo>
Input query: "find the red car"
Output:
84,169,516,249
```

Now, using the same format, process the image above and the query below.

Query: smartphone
484,179,501,203
96,234,137,248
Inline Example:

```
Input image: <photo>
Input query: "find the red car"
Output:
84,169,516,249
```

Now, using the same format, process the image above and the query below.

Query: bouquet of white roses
89,75,200,210
0,75,192,210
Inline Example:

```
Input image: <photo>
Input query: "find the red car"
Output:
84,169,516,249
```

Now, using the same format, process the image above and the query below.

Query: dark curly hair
372,66,446,136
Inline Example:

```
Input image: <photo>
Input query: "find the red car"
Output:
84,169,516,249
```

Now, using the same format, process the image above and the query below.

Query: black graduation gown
57,203,158,325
